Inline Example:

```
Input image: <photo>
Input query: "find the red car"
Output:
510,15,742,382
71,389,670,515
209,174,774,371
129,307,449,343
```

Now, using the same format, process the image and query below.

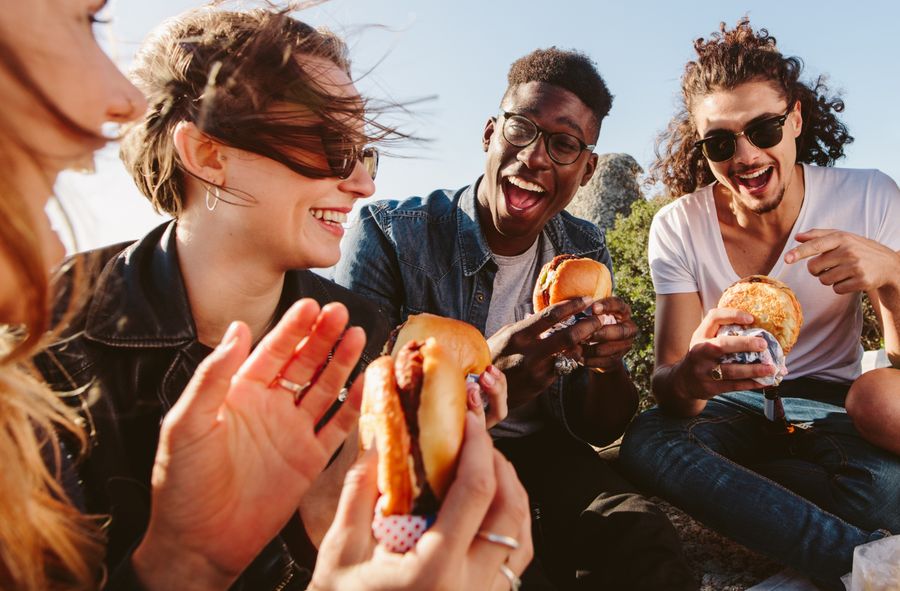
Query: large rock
566,153,643,231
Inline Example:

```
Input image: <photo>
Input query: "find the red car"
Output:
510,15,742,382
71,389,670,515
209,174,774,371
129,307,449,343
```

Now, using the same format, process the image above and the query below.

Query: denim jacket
334,177,614,444
36,221,389,590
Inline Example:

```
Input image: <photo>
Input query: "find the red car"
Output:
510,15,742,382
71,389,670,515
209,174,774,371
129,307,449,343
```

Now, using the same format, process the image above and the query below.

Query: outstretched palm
136,300,365,587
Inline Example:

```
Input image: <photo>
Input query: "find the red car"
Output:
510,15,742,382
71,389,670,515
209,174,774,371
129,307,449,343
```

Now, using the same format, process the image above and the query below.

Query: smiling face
192,58,375,271
477,82,599,256
692,80,802,215
0,0,145,322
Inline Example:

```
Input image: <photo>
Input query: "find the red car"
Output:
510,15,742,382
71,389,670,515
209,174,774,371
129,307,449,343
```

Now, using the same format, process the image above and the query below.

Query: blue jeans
620,382,899,590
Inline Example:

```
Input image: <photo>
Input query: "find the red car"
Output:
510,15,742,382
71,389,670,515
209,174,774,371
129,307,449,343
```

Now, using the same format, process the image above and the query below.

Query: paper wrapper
372,496,435,553
716,325,788,387
840,535,900,591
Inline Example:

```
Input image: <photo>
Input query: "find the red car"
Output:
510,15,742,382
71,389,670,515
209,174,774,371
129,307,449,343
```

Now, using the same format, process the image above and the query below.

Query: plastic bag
841,535,900,591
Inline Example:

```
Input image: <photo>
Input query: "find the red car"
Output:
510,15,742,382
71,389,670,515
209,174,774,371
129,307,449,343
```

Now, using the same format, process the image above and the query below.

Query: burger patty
395,342,439,515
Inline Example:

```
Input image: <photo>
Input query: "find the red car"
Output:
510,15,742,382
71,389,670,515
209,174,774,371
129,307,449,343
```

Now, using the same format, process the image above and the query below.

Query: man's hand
785,229,900,294
576,297,638,372
487,296,611,408
672,307,776,402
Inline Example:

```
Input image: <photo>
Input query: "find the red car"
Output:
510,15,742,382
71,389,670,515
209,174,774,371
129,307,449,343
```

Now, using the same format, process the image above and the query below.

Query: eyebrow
514,107,586,138
703,109,785,137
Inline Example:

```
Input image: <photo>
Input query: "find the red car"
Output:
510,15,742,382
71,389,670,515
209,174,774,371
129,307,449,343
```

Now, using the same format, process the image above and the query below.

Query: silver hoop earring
205,185,220,212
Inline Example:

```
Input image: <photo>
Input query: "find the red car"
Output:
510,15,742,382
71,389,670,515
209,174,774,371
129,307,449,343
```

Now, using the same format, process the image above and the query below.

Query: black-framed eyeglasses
328,145,379,180
499,111,595,165
694,108,792,163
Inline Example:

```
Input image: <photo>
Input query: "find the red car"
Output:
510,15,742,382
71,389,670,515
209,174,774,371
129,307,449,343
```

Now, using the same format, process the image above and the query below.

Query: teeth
737,167,772,180
311,209,348,224
507,176,546,193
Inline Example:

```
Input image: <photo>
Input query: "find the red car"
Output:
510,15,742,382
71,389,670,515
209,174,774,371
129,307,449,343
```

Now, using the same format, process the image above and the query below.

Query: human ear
580,152,599,187
172,121,226,185
482,117,497,152
790,99,803,138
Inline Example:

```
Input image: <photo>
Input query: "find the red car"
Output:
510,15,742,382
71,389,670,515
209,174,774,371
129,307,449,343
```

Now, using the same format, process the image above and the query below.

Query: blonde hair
0,36,104,591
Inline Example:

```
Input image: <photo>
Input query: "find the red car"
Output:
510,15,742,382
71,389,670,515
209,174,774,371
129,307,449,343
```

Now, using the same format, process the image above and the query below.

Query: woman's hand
309,412,533,591
673,307,775,401
468,365,508,429
133,299,365,591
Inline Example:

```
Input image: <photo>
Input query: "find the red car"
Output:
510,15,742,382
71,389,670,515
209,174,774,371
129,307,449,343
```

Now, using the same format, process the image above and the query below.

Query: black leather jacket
36,222,390,590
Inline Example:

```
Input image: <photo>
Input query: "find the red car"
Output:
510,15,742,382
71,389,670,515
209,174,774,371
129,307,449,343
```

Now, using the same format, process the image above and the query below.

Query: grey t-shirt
486,235,557,438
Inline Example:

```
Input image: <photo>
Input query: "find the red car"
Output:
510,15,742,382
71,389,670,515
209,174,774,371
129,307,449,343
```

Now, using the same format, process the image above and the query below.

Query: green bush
607,196,884,410
606,195,671,409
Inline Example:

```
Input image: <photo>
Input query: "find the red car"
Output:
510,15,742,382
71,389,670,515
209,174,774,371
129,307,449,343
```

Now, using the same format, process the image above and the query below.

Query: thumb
329,449,379,534
169,321,251,425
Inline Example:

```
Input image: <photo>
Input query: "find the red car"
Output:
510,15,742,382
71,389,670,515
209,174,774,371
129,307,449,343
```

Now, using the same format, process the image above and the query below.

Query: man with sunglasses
619,19,900,589
335,47,695,589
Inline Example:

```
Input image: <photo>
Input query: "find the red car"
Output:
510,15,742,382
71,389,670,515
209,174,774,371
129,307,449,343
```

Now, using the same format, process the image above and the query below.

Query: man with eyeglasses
335,47,695,590
619,19,900,590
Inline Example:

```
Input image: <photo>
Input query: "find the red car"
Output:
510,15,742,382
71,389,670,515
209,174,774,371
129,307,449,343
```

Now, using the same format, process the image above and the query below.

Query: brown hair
651,18,853,197
121,7,406,215
0,38,104,591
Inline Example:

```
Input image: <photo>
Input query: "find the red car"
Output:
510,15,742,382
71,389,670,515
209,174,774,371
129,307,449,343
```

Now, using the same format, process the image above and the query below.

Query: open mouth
310,208,349,234
734,166,774,192
502,175,546,213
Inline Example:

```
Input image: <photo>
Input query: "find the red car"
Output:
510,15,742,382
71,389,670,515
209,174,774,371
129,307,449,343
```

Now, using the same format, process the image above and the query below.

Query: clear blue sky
57,0,900,250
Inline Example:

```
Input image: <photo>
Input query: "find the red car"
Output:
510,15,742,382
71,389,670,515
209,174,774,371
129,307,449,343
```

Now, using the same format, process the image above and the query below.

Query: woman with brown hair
37,5,514,590
0,1,370,589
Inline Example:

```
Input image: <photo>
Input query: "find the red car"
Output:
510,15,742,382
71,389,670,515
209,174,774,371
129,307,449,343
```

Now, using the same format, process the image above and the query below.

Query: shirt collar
84,221,196,347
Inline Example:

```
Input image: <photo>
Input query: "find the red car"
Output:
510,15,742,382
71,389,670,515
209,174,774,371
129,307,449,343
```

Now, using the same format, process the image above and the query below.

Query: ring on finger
274,377,312,404
499,563,522,591
710,364,724,381
553,353,579,376
476,530,520,550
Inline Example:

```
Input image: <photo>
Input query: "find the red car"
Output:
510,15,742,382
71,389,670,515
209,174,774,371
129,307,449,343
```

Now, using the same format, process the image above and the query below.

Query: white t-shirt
648,164,900,383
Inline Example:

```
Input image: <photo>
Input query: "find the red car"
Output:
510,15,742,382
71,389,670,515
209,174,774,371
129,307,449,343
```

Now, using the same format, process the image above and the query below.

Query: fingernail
581,296,593,306
468,388,480,408
785,253,794,263
220,321,240,347
481,371,496,387
756,338,767,350
742,313,754,323
490,365,502,377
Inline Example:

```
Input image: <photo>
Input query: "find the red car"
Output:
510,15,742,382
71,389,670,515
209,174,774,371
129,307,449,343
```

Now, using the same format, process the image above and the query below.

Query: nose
516,134,552,170
732,132,762,164
104,63,147,124
339,158,376,199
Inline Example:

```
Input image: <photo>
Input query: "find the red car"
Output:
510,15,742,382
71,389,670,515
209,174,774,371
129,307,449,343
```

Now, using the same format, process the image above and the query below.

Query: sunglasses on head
694,108,792,163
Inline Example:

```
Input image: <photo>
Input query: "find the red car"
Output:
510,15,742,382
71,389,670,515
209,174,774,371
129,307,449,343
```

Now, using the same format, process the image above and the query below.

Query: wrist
133,532,237,591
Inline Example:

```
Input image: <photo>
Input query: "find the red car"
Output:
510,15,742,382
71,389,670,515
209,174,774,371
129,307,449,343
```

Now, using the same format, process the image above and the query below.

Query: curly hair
121,7,409,216
504,47,613,139
651,18,853,197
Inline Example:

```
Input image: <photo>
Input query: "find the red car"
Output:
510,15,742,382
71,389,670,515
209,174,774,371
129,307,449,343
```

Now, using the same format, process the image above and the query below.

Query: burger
717,275,803,353
389,313,491,377
360,339,465,517
532,254,612,313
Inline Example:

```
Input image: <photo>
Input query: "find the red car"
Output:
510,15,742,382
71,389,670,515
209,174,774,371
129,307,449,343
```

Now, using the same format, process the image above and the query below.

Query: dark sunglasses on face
694,108,793,163
500,111,595,165
328,145,379,181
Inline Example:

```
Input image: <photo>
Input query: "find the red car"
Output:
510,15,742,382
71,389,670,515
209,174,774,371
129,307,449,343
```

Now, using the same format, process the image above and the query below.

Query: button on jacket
37,221,390,590
333,177,614,444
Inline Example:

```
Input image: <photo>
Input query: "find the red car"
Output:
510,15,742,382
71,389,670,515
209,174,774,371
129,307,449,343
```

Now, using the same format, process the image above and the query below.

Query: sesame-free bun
360,338,467,516
532,256,613,313
717,275,803,353
390,313,491,376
